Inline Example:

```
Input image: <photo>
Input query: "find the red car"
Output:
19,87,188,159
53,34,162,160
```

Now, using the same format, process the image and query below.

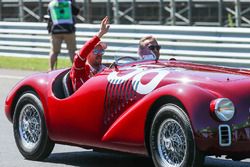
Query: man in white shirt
138,35,161,60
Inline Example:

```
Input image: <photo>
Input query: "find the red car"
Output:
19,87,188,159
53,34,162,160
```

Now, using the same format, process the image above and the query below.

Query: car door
48,72,110,146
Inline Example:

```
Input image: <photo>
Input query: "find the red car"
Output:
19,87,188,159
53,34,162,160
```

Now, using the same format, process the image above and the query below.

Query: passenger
138,35,161,60
70,16,110,92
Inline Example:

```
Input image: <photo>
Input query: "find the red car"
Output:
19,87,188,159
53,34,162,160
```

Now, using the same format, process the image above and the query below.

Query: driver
86,42,107,77
70,16,110,91
138,35,161,60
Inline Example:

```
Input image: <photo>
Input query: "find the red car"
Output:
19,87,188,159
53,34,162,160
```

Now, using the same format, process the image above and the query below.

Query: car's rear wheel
149,104,204,167
13,91,54,160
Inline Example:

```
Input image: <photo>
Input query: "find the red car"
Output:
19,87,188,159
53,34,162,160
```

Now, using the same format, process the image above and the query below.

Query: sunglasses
148,45,161,51
93,49,105,55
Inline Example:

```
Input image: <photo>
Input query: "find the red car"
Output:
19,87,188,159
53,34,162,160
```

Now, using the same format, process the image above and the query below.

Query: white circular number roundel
107,68,169,94
132,69,169,94
107,68,143,84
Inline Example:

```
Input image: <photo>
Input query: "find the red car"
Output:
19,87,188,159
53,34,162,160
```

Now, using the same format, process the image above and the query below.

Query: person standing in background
47,0,79,70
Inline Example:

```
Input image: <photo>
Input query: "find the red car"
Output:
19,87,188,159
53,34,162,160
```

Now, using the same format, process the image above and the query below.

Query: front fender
4,72,51,123
102,83,218,150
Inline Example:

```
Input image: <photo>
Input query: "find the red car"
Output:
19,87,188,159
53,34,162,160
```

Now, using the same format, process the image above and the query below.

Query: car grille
104,79,138,125
218,124,231,147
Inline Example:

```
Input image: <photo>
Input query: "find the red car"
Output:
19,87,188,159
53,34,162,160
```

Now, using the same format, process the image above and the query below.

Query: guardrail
1,22,250,68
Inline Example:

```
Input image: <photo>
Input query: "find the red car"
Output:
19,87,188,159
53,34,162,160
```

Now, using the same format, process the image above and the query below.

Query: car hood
136,61,250,83
118,60,250,99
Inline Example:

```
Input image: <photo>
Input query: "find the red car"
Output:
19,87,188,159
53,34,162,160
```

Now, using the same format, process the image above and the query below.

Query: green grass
0,56,72,71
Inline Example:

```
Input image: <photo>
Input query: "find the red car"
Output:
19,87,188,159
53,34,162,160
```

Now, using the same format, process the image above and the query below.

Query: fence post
19,0,24,21
188,0,192,26
0,0,2,21
84,0,92,23
218,0,223,26
132,0,136,24
38,0,42,21
113,0,120,24
159,0,163,24
235,0,241,27
106,0,111,18
170,0,176,25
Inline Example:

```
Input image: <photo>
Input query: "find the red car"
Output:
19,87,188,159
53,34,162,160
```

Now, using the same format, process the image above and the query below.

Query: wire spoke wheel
150,104,204,167
19,104,42,152
13,91,54,160
158,119,186,166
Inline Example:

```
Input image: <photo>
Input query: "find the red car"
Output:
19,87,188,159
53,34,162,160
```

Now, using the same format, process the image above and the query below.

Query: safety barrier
1,22,250,67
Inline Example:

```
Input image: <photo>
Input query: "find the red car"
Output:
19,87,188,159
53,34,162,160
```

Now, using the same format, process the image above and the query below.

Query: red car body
5,59,250,166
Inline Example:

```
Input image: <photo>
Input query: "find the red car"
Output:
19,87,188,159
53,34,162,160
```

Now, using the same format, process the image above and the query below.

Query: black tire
149,104,204,167
13,91,55,160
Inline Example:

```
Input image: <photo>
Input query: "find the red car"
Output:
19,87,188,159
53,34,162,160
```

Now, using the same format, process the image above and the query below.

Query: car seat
62,71,73,97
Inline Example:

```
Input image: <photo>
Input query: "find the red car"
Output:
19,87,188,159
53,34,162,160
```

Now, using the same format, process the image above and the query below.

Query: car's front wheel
149,104,204,167
13,91,54,160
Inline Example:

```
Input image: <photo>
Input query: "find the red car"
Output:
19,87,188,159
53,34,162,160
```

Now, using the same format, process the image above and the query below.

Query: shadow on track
45,151,154,167
205,157,250,167
45,151,250,167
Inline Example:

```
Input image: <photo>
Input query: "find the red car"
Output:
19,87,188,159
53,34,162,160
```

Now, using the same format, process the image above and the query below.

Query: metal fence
0,22,250,67
1,21,250,68
1,0,250,27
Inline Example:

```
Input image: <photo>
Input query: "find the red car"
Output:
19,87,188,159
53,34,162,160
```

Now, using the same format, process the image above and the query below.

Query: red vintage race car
4,57,250,167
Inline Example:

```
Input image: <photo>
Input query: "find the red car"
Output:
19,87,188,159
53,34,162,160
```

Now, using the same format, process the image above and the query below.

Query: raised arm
97,16,110,38
70,16,110,91
78,16,110,58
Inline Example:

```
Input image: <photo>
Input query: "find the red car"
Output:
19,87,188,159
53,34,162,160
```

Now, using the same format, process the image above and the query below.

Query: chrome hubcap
18,104,41,152
157,119,186,167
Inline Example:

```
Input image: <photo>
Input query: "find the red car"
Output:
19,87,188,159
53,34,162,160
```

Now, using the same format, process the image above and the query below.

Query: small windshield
114,56,138,65
110,45,158,68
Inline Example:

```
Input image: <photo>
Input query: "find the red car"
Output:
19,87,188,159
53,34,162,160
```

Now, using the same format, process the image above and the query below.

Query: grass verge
0,56,72,71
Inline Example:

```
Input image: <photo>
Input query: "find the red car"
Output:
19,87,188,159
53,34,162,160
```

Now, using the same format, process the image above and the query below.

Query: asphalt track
1,68,250,167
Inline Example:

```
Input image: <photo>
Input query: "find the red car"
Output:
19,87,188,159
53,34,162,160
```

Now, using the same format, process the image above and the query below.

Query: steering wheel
116,56,138,62
109,56,138,69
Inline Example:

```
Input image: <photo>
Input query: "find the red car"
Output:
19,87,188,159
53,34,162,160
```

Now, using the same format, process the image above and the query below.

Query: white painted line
0,75,25,80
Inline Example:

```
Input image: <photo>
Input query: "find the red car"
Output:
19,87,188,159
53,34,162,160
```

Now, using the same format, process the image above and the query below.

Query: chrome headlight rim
210,98,235,122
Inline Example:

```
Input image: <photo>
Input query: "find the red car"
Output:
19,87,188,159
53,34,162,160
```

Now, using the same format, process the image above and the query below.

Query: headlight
210,98,235,122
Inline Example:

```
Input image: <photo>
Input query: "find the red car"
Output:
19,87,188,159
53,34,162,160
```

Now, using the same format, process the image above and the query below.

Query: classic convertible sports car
4,57,250,167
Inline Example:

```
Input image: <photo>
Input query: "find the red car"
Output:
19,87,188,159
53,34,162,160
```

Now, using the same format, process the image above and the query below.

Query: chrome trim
214,98,235,122
218,124,231,147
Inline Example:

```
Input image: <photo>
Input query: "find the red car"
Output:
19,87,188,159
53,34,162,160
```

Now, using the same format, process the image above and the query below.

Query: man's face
88,45,104,67
143,39,160,60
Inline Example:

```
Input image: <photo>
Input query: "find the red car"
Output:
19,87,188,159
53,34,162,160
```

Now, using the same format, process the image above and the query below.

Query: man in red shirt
70,16,110,91
86,41,107,77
